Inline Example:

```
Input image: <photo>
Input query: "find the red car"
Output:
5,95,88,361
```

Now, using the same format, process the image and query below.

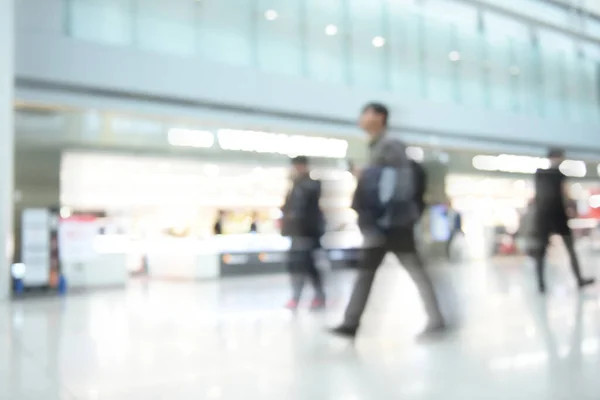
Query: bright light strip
472,154,586,177
217,129,348,158
168,128,215,148
471,154,547,174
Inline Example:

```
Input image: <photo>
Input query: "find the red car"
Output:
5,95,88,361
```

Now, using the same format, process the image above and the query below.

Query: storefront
12,104,600,292
439,151,600,258
58,148,361,284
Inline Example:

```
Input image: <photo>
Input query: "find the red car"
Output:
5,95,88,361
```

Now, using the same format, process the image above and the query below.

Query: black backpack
352,160,426,231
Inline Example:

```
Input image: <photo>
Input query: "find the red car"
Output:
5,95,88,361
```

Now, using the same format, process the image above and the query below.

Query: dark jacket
281,175,324,238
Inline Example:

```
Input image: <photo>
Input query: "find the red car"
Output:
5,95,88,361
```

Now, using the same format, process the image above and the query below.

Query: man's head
291,155,309,177
359,102,389,138
547,148,565,167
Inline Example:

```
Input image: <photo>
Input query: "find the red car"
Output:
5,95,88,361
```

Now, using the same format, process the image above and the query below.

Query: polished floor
2,253,600,399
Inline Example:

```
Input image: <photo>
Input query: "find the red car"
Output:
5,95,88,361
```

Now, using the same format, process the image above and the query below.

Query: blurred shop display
20,208,53,287
49,147,600,283
17,208,62,293
57,151,361,281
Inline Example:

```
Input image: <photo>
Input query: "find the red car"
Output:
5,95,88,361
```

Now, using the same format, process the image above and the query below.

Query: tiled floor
1,253,600,399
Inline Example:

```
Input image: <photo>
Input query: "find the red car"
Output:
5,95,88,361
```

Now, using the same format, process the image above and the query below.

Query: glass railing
63,0,600,124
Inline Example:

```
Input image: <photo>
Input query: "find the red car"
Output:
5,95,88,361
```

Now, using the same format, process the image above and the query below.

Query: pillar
0,0,15,300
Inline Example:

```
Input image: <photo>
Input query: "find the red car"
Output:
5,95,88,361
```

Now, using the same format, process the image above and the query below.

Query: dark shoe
578,278,596,289
329,325,358,339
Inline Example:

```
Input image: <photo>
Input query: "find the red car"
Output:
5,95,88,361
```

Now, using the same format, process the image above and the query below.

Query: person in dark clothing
249,211,259,233
330,103,444,339
445,202,463,260
213,210,225,235
281,156,326,310
533,148,595,293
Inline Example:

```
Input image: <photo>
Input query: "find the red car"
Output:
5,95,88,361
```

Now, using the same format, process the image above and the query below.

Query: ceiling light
325,24,338,36
448,51,461,62
264,9,278,21
372,36,385,47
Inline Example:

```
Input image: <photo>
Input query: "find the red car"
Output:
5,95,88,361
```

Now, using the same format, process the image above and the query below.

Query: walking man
533,148,595,293
330,103,445,338
281,156,326,309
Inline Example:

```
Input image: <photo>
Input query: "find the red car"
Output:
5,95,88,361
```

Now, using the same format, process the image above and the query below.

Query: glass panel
256,0,303,77
197,0,254,66
304,0,346,84
541,50,567,119
423,20,456,103
456,29,485,107
486,39,513,112
348,0,387,90
513,41,540,116
134,0,196,56
564,54,584,123
388,7,422,98
581,59,600,122
64,0,600,125
68,0,133,45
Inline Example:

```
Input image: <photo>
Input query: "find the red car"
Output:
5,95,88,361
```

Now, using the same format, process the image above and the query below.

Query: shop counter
61,235,130,289
145,238,220,280
216,231,362,276
62,252,129,289
100,232,365,280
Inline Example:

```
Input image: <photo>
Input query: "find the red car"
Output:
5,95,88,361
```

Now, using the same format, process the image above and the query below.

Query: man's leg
288,268,305,306
533,231,549,293
304,247,326,304
287,238,307,307
338,246,387,330
395,251,445,329
446,231,455,260
561,234,595,287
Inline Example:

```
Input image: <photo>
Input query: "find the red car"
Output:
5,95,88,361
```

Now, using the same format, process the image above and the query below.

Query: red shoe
285,299,299,310
310,298,326,310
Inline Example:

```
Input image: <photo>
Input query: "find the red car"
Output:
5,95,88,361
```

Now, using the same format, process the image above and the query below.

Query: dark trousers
288,237,325,301
534,230,585,290
343,228,443,328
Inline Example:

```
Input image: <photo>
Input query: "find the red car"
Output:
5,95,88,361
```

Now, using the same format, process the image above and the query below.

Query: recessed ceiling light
325,24,338,36
448,51,461,61
264,9,278,21
372,36,385,47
